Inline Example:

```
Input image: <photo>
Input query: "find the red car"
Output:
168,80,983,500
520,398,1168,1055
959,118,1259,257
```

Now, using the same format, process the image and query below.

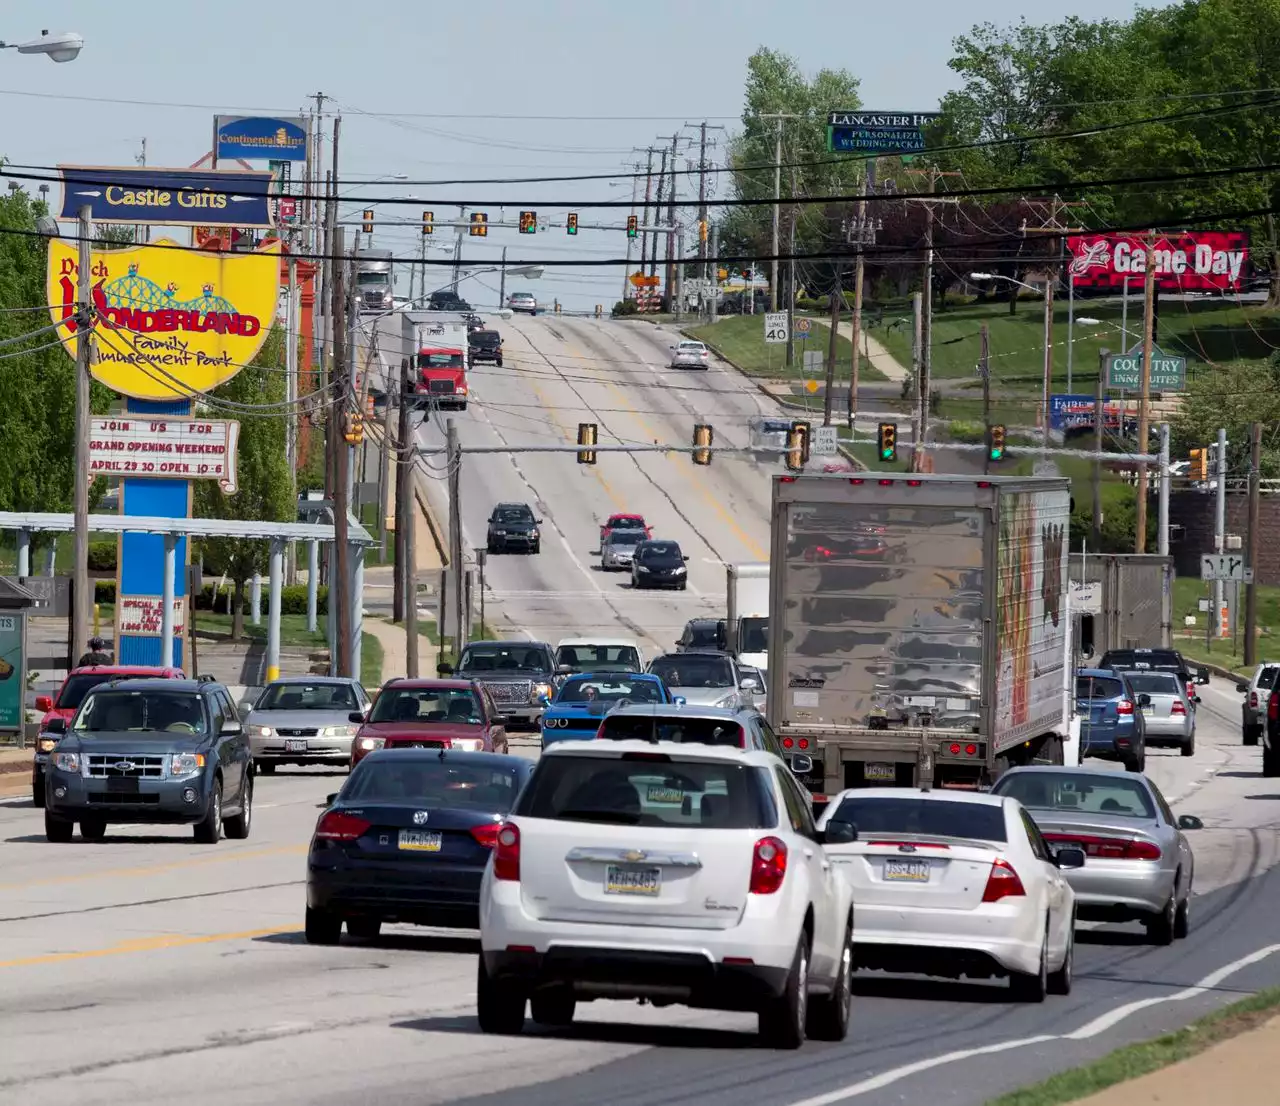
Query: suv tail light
1116,699,1134,715
1270,694,1279,722
1171,700,1186,716
314,811,371,841
749,836,788,894
493,823,521,880
981,858,1026,902
1042,833,1161,861
1251,691,1259,708
470,822,502,848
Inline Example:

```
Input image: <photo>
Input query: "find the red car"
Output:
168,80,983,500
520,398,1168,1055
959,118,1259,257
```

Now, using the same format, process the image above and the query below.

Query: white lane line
783,942,1280,1106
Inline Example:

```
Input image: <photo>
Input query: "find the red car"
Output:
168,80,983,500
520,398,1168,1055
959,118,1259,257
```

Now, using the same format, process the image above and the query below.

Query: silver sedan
1123,669,1196,754
669,340,709,369
991,765,1200,944
245,677,371,774
601,529,643,570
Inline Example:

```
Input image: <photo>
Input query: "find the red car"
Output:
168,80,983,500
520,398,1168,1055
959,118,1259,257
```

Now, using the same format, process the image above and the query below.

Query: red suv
32,665,186,807
349,678,510,769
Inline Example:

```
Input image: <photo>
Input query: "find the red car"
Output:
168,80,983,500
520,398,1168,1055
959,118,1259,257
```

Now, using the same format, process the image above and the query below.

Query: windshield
739,617,768,653
555,645,642,672
649,655,733,688
605,532,642,549
1076,675,1124,700
357,272,389,286
56,673,147,710
257,682,360,711
457,644,550,673
555,676,662,705
343,759,520,811
74,690,207,735
369,687,483,724
682,621,721,648
637,542,681,563
599,714,744,746
471,331,500,345
492,506,533,524
418,352,463,369
510,293,533,302
516,754,776,829
1123,673,1181,696
830,796,1008,843
994,772,1156,819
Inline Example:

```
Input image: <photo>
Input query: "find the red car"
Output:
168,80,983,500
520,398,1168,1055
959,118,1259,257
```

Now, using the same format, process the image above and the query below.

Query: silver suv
1238,663,1280,745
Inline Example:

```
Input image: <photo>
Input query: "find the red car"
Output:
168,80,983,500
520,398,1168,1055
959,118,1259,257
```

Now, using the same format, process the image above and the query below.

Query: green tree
1171,360,1280,479
194,327,295,639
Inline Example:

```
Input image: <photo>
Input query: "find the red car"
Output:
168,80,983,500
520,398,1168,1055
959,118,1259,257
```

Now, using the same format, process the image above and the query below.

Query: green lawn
686,314,887,382
1170,575,1280,678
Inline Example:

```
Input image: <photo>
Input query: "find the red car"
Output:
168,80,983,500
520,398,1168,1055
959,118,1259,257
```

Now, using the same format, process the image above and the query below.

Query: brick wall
1169,490,1280,585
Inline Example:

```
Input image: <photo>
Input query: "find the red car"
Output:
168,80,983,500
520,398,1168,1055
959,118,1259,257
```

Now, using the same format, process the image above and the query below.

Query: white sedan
669,340,710,369
817,788,1082,1001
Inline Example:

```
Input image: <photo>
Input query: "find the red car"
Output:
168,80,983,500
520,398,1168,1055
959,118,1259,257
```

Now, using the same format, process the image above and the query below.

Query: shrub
88,540,117,573
196,582,328,615
611,299,639,318
95,581,116,604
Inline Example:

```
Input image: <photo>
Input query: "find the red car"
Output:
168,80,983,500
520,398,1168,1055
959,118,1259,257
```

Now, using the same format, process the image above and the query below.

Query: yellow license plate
605,865,660,895
398,830,442,852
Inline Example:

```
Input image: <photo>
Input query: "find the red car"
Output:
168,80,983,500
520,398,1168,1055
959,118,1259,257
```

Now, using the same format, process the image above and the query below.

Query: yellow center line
0,925,296,969
0,844,307,891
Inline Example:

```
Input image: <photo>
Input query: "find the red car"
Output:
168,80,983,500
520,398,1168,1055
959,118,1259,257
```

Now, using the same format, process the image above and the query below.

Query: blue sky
2,1,1161,308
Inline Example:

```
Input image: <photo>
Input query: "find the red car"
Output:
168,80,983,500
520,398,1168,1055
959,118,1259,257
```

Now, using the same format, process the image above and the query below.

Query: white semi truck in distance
725,563,769,673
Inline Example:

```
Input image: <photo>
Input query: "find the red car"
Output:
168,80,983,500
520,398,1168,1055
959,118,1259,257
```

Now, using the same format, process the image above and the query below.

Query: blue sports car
539,672,681,748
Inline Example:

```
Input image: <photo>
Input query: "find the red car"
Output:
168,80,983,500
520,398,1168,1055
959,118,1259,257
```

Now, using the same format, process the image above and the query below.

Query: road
4,681,1280,1106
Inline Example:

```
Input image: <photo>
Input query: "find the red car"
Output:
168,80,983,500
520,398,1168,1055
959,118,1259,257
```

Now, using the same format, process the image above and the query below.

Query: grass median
685,315,886,382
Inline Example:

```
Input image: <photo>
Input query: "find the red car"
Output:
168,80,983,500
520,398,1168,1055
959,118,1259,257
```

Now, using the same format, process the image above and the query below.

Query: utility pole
1040,277,1055,450
446,418,467,656
847,160,874,431
823,261,843,426
648,147,667,283
663,133,680,308
697,121,709,283
451,205,466,292
1093,350,1107,549
785,191,797,368
1214,426,1228,636
378,363,395,565
980,323,991,475
331,227,352,677
911,291,924,460
921,167,937,446
498,245,508,309
1245,421,1262,666
638,147,655,279
400,358,418,677
759,114,798,312
1134,234,1156,554
71,205,92,665
709,223,720,324
622,160,641,301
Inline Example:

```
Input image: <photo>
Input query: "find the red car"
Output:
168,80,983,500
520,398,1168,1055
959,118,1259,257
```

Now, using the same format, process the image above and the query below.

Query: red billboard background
1067,230,1249,292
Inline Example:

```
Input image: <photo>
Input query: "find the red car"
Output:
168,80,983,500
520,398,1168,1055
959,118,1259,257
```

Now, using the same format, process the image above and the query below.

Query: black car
469,329,504,366
305,748,534,943
487,502,541,554
1098,648,1209,698
676,617,725,651
428,291,472,312
440,640,556,728
632,539,689,590
42,677,253,844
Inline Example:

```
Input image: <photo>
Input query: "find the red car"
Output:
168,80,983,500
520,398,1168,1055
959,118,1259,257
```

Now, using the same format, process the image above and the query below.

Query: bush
88,540,117,573
794,297,826,314
196,582,328,615
611,299,639,318
95,580,116,604
946,419,986,444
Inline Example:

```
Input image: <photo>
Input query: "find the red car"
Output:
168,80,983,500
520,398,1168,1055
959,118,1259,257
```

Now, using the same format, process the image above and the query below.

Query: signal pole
446,417,467,656
648,147,667,283
1245,421,1262,665
331,227,352,677
71,204,92,666
637,147,656,279
399,356,419,677
1134,233,1156,554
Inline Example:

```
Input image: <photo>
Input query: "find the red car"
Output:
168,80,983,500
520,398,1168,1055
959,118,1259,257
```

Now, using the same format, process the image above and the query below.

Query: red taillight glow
780,476,797,483
594,721,607,738
1042,833,1161,861
965,744,977,756
493,823,521,880
798,738,809,750
314,811,371,841
1116,699,1134,715
982,858,1026,902
906,479,922,487
849,478,865,485
749,836,788,894
1171,700,1186,715
878,479,893,486
949,743,961,754
1250,692,1259,708
783,737,794,749
470,822,502,848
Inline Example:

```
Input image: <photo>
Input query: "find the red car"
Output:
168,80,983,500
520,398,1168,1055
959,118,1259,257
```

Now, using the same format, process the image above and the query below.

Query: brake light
1171,700,1186,716
783,737,793,749
981,858,1026,902
493,823,521,880
1041,833,1161,861
314,811,371,841
1116,699,1134,715
1250,692,1259,708
906,479,922,487
594,721,607,738
1270,694,1279,721
749,836,788,894
470,822,502,848
849,478,864,485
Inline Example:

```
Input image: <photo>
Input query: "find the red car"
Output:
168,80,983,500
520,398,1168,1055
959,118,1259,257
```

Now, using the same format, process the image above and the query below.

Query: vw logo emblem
412,811,429,825
113,761,136,773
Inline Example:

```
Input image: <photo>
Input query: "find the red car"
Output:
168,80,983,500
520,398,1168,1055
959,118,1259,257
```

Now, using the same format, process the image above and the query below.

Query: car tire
1181,732,1195,757
1175,892,1191,939
79,817,107,843
807,921,852,1041
258,761,276,776
531,542,540,555
305,905,342,945
496,358,503,367
224,777,252,840
529,989,576,1027
1146,894,1177,945
758,932,809,1049
1048,916,1075,995
193,781,223,844
32,780,45,808
677,581,687,591
477,955,526,1035
44,811,74,843
346,917,382,942
1009,925,1049,1003
1244,723,1261,746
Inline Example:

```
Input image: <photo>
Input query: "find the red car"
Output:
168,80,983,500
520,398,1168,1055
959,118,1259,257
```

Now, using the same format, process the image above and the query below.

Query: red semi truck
412,320,468,409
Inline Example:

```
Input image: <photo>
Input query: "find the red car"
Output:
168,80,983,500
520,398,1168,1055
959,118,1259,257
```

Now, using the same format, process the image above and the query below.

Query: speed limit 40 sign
763,312,789,344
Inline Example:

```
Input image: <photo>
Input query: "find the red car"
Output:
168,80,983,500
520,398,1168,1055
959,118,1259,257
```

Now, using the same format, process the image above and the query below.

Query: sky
2,0,1163,310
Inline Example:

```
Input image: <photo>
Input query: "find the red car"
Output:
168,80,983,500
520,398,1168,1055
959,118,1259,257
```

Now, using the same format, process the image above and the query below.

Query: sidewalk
810,318,909,382
362,616,439,687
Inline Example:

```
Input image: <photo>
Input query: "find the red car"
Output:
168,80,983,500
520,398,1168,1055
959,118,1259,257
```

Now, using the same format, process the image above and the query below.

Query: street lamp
1,30,84,62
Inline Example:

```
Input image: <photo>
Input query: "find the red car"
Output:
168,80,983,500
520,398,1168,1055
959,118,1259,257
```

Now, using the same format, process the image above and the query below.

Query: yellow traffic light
343,410,364,445
1190,448,1207,481
878,422,897,463
470,212,488,237
699,220,708,243
519,210,537,234
577,422,598,465
692,423,713,465
786,420,810,471
422,210,434,235
361,209,373,234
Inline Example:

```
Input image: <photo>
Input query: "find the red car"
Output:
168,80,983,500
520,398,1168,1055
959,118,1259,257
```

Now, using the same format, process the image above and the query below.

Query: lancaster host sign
1067,231,1249,292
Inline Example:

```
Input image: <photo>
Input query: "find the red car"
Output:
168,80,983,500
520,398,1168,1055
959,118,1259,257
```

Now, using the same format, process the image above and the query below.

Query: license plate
1141,707,1154,716
397,830,442,852
284,739,308,752
605,865,661,896
865,762,896,782
106,776,139,793
883,859,930,882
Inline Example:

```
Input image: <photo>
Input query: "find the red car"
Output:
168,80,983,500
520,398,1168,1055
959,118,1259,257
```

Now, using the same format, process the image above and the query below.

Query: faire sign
88,417,240,492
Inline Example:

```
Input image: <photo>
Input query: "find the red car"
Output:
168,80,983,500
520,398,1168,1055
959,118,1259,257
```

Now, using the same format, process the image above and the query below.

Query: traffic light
519,210,537,234
877,422,897,463
421,210,434,235
987,423,1007,463
692,423,713,465
469,212,488,237
626,215,638,238
786,420,810,471
567,212,578,235
1190,447,1207,481
361,209,373,234
699,219,708,243
343,410,364,445
577,422,598,465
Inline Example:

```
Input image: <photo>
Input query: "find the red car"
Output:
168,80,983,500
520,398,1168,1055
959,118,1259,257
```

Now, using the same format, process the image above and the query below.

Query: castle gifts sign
88,416,240,492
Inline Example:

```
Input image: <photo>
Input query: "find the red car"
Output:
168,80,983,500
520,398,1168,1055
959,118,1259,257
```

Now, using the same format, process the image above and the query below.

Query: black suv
469,329,504,366
487,502,541,554
42,677,253,845
428,291,472,312
1098,648,1209,695
439,641,556,728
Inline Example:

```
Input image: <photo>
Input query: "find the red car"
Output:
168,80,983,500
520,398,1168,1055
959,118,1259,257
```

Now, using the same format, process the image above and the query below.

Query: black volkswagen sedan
631,539,689,590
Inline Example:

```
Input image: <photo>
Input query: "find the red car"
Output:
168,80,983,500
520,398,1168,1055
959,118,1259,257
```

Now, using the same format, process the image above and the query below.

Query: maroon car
349,679,510,769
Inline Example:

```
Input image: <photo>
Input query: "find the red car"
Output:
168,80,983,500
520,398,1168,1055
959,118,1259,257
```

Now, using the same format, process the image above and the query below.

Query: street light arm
4,30,84,62
969,271,1041,294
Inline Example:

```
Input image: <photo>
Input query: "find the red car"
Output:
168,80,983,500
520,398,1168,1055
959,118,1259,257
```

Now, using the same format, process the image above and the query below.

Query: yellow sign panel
48,237,281,401
805,379,820,393
629,272,661,288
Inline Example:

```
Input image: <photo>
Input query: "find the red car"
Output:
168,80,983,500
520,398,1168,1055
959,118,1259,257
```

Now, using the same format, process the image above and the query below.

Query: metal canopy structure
0,512,378,546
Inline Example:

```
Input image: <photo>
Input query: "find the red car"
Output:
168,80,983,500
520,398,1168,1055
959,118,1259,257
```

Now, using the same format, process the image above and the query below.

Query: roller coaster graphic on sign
102,264,239,315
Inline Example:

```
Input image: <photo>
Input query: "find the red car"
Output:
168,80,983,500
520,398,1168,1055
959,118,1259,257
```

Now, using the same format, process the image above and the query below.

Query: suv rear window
1100,650,1185,673
598,714,745,746
1259,667,1280,690
1076,675,1124,700
516,753,776,829
830,796,1008,843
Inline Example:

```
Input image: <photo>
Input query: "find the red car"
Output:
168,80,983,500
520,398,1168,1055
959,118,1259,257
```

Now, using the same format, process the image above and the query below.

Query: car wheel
258,761,276,776
677,581,687,591
79,817,107,843
758,932,809,1049
1175,892,1191,939
1244,723,1261,746
807,920,852,1041
1264,743,1280,778
31,780,45,808
44,811,74,843
496,358,503,367
1048,915,1075,995
193,781,223,844
1009,926,1049,1002
477,955,526,1035
305,905,342,945
1181,732,1195,757
346,917,382,942
531,542,540,555
224,776,252,839
530,989,576,1027
1146,893,1176,945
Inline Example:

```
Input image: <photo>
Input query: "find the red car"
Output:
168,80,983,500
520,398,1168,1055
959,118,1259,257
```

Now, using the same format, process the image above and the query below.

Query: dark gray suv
42,677,253,845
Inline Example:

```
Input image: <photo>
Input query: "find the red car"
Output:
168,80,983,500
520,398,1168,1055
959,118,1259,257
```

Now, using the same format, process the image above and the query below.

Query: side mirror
789,753,814,776
1138,693,1152,707
536,518,544,525
348,711,367,724
45,717,66,735
740,677,759,691
437,663,454,676
1081,644,1095,659
1054,847,1086,870
325,792,339,806
682,554,690,562
1177,814,1204,831
823,819,858,845
1196,667,1210,685
34,695,52,712
556,664,574,675
220,719,243,737
238,700,255,719
1237,682,1250,693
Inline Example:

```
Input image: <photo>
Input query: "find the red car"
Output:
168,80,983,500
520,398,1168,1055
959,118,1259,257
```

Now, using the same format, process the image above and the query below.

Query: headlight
321,725,356,738
450,738,484,752
53,751,80,773
255,726,272,737
492,529,507,536
38,737,59,753
169,753,206,778
358,736,385,752
531,529,540,539
532,683,552,702
637,565,650,573
672,565,687,574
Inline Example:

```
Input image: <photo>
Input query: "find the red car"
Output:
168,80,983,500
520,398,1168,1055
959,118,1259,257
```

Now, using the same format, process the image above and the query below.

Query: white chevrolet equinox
476,740,855,1047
